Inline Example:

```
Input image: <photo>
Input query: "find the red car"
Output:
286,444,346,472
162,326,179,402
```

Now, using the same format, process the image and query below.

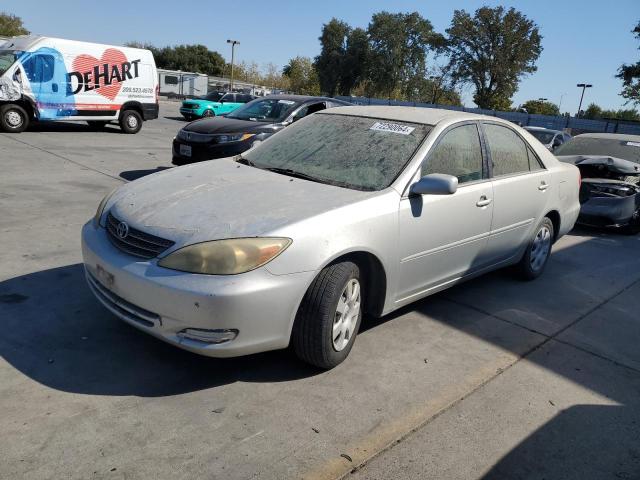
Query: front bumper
172,137,252,165
81,221,315,357
577,193,640,228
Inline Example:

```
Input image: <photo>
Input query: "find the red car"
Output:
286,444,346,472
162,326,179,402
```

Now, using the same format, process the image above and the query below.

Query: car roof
320,105,503,126
574,132,640,141
261,94,350,105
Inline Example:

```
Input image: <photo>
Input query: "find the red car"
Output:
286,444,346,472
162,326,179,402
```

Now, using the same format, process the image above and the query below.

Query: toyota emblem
116,221,129,239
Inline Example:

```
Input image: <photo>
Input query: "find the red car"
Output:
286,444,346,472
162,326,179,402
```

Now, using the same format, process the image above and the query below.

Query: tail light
155,85,159,104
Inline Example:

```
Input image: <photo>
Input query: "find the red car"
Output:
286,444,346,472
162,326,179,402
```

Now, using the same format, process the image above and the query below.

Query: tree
617,21,640,106
521,99,560,115
0,12,29,37
583,103,603,119
582,103,640,121
315,18,350,96
340,27,369,95
446,6,542,110
367,11,444,99
125,42,225,76
283,56,320,95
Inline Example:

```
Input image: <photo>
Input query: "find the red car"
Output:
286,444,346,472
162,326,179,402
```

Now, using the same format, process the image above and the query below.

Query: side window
223,94,236,103
422,124,484,184
483,123,530,177
164,75,178,85
22,55,54,83
527,147,545,171
292,106,308,122
239,94,253,103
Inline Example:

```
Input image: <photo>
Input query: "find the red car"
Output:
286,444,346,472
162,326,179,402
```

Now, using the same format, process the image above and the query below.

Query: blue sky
10,0,640,112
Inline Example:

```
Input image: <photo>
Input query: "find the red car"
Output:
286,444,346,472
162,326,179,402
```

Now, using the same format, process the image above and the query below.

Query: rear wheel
201,109,214,118
119,109,142,134
292,261,362,369
0,104,29,133
515,217,554,280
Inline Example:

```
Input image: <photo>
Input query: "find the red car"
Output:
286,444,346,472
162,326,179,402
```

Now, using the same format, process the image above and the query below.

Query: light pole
538,97,548,102
576,83,592,117
227,39,240,91
558,92,567,112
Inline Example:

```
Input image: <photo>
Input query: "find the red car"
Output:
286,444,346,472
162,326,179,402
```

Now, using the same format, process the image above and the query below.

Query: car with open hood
556,133,640,232
172,94,351,165
83,106,580,368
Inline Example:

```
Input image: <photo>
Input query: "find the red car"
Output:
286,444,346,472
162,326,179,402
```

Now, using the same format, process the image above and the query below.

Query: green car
180,92,255,120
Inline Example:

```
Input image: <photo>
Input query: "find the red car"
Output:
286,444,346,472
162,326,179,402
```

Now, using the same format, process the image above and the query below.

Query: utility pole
227,39,240,92
558,92,567,112
576,83,592,117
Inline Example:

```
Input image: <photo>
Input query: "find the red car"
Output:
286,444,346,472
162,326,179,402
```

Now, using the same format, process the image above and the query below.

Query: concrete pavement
1,102,639,479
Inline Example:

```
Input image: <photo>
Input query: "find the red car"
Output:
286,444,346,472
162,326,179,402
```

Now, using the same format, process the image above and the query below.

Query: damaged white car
556,133,640,233
82,106,581,368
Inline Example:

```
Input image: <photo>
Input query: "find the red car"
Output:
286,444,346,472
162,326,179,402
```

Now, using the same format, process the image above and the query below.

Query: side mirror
411,174,458,195
553,138,562,148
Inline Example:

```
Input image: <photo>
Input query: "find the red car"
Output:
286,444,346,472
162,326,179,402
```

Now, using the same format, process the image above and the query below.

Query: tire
201,109,214,118
515,217,554,280
119,109,142,134
0,104,29,133
87,121,108,129
292,261,363,369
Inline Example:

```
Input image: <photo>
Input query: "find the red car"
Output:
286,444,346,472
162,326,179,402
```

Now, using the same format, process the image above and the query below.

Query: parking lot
2,101,640,479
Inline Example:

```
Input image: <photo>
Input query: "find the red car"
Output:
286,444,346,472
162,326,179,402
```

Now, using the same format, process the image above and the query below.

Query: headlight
177,129,188,141
93,187,118,228
158,237,292,275
215,133,255,143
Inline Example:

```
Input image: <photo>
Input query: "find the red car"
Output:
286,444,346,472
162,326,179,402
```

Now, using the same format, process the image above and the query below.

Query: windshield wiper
262,167,329,184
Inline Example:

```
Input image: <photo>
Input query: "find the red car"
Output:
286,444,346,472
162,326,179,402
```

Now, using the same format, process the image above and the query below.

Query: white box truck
0,36,159,133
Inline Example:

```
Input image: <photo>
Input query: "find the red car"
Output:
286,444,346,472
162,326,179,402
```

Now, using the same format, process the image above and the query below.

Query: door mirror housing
411,174,458,195
552,137,562,148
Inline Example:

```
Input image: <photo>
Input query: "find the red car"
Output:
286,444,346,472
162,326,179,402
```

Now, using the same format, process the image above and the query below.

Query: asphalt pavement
1,101,639,480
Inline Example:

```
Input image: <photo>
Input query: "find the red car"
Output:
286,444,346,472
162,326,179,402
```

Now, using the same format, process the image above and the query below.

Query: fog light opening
178,328,238,344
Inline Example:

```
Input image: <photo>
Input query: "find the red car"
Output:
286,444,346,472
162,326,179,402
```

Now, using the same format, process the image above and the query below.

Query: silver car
82,107,581,368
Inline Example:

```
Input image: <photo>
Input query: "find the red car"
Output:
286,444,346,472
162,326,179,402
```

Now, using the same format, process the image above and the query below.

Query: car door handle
476,196,492,207
538,182,549,191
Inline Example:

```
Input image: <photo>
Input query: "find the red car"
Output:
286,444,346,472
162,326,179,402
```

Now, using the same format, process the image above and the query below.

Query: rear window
244,114,431,191
555,136,640,164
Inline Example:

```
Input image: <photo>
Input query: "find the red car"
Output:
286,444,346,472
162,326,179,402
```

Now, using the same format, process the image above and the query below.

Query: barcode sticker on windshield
626,141,640,148
370,122,415,135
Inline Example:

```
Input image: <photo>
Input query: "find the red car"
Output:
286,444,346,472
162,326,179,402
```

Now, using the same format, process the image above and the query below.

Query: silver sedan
81,106,581,368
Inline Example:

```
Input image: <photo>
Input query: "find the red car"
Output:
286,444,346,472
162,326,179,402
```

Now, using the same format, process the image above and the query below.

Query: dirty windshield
0,50,22,76
243,114,431,191
555,136,640,164
227,98,298,122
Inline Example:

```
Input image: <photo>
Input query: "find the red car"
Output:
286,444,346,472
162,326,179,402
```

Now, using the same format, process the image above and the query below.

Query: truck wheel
515,217,554,280
292,261,362,369
0,104,29,133
119,110,142,134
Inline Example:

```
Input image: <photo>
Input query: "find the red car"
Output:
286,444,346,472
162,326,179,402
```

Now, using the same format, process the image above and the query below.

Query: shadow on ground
27,122,122,134
120,166,172,181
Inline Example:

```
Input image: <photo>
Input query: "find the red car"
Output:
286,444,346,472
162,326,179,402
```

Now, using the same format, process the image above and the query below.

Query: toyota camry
82,106,581,368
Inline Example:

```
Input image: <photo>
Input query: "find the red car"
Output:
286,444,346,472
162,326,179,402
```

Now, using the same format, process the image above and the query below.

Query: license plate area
96,263,115,289
179,144,192,157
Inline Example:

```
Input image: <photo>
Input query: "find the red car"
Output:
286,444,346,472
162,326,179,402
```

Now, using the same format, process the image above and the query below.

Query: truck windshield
0,50,23,76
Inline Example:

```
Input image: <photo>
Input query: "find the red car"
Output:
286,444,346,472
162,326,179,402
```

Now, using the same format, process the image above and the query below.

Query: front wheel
515,217,554,280
292,261,363,369
119,109,142,134
0,104,29,133
201,109,214,118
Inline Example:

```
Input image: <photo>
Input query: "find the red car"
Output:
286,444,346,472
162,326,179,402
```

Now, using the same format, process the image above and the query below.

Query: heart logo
72,48,128,100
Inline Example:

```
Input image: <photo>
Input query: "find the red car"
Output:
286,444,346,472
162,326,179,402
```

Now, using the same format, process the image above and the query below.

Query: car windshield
555,136,640,164
527,130,555,144
205,92,224,102
242,114,431,191
227,98,299,122
0,50,23,76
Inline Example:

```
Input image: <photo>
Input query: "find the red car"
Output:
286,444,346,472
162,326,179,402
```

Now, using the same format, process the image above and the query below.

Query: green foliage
315,18,350,96
125,42,225,76
0,11,29,36
446,6,542,110
583,103,640,121
617,21,640,106
340,28,369,95
521,99,560,115
367,11,444,99
283,56,320,95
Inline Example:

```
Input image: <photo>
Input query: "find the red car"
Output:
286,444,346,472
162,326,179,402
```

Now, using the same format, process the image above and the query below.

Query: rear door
481,122,552,263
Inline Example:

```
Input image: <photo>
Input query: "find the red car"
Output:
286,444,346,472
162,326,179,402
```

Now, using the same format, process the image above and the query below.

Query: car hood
108,159,374,248
183,116,272,134
557,155,640,176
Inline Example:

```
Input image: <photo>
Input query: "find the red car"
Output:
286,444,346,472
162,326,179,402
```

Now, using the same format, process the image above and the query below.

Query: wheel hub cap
530,225,551,271
127,116,138,128
6,111,22,127
332,279,361,352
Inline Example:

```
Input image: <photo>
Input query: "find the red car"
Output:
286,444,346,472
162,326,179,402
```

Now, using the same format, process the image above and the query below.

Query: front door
397,122,494,303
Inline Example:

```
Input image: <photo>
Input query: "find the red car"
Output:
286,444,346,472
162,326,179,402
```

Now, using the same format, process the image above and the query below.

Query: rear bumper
81,221,315,357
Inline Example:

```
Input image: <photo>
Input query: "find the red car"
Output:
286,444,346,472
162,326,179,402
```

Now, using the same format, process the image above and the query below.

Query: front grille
86,271,160,328
183,103,197,109
106,212,175,259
